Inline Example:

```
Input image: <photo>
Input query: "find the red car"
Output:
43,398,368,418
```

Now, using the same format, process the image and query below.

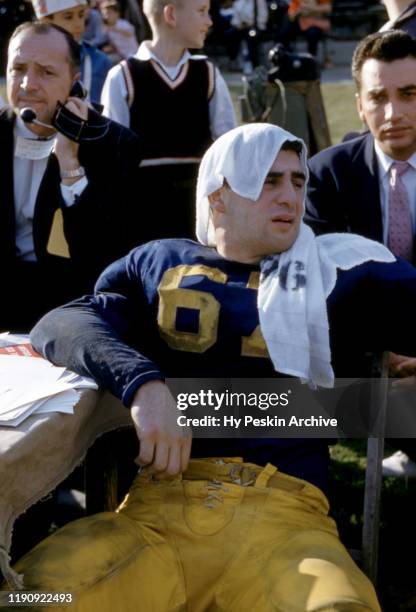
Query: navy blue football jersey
32,239,416,491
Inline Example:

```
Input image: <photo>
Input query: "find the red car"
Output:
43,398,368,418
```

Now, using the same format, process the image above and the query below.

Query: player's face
49,6,88,41
7,29,76,135
356,57,416,160
174,0,212,49
218,149,305,261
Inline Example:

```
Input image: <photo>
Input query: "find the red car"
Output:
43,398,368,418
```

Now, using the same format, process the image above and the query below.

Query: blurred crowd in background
0,0,387,78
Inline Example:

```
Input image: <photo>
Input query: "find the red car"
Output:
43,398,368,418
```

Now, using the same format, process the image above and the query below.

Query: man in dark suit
1,20,141,332
306,29,416,477
306,30,416,246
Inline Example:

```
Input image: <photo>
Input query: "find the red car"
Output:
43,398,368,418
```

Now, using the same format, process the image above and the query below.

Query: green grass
321,81,362,144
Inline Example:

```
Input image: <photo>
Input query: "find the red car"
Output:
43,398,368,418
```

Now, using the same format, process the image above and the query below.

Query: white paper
0,334,98,427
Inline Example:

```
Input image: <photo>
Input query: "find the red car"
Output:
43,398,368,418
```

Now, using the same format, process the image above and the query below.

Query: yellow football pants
8,458,380,611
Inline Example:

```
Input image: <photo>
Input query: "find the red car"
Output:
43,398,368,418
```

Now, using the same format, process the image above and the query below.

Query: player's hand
130,380,192,479
389,352,416,388
54,97,89,171
389,352,416,377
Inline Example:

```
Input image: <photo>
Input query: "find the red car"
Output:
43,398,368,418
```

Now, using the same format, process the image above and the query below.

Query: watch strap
60,166,86,179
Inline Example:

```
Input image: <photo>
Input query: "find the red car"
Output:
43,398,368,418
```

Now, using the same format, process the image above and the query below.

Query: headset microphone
20,95,110,143
20,107,54,129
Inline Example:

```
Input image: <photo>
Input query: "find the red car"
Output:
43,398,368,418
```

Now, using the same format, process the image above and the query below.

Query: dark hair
281,139,303,157
352,30,416,90
9,21,81,75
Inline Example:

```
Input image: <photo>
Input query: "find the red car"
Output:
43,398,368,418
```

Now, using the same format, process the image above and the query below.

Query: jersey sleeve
368,258,416,356
334,258,416,359
30,248,164,407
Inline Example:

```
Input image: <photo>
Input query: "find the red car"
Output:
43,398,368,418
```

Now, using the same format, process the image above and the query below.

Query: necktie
388,161,414,261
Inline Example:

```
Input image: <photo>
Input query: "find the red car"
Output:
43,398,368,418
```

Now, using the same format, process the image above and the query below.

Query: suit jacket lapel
0,109,64,262
350,134,383,242
0,110,17,261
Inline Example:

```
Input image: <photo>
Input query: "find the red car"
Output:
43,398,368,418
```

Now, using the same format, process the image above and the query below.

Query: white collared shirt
100,41,237,139
13,117,87,262
374,141,416,244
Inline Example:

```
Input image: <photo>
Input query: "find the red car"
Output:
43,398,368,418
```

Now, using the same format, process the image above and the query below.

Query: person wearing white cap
31,0,112,103
8,122,416,610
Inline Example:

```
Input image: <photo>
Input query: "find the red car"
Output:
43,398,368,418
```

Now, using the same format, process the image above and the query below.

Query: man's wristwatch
60,166,86,180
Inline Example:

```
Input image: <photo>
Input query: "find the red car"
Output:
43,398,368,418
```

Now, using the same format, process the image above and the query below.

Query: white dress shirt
13,117,88,261
101,41,237,139
374,141,416,244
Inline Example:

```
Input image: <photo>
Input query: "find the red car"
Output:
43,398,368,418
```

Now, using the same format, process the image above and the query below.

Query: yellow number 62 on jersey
157,265,268,358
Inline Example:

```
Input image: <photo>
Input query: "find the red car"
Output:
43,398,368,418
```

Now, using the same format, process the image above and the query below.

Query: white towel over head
196,124,395,387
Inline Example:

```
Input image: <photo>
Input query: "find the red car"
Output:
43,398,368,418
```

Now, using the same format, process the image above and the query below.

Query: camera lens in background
267,43,320,82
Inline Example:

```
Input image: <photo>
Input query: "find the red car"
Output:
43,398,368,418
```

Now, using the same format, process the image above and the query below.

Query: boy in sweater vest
101,0,236,240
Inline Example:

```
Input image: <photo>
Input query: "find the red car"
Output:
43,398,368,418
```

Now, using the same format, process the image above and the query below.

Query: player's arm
364,258,416,356
389,352,416,379
30,256,161,406
30,251,192,477
358,260,416,391
31,291,192,476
